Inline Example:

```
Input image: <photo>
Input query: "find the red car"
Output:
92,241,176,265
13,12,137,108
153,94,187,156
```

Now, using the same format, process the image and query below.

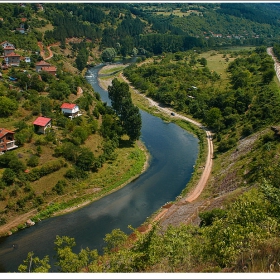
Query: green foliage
54,235,99,272
108,78,142,142
103,228,128,254
52,180,67,195
0,96,18,117
101,48,117,62
25,159,65,182
199,208,227,227
2,168,16,185
18,252,51,272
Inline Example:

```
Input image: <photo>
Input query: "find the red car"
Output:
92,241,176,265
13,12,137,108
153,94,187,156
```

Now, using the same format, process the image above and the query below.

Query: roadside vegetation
2,2,280,273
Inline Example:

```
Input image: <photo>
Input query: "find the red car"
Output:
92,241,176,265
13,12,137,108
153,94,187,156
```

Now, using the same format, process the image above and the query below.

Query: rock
26,219,35,227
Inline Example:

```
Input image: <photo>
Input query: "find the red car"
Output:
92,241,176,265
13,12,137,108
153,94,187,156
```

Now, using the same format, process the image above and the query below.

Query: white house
60,103,81,119
0,41,15,49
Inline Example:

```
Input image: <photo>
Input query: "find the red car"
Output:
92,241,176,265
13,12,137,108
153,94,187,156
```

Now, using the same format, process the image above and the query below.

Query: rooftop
33,117,51,127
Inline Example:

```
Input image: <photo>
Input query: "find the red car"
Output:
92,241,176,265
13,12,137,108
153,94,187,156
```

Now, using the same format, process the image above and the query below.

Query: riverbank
97,63,213,231
0,65,150,237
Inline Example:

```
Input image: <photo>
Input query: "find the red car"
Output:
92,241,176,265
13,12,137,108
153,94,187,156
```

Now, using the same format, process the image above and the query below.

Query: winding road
267,47,280,83
120,73,213,204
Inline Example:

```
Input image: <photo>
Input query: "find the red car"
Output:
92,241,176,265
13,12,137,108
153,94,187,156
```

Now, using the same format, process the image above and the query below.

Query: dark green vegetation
124,46,279,153
1,2,280,272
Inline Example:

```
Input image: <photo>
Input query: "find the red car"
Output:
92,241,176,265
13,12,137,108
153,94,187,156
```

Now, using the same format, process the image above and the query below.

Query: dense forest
1,2,280,273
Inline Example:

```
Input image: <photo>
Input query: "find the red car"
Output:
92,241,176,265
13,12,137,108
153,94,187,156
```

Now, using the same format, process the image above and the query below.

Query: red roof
60,103,77,110
5,52,20,57
41,66,57,72
4,46,15,50
33,117,51,127
36,61,50,66
0,128,14,138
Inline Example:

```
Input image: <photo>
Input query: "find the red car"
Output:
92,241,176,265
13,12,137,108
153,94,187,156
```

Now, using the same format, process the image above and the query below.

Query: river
0,63,199,272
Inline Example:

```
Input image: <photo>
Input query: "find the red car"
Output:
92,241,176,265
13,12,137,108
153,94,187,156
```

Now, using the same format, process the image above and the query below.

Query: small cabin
33,117,51,134
0,128,18,152
60,103,81,119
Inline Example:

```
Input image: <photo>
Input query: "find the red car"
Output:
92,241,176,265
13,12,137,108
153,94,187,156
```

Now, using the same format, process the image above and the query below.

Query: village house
3,46,15,56
5,52,21,66
33,117,52,134
35,60,51,72
41,66,57,76
60,103,81,119
16,27,25,34
0,128,18,153
0,41,15,49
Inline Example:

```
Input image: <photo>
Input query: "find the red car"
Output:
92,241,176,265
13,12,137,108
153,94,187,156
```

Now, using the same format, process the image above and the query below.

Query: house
5,52,21,66
16,28,25,34
41,66,57,76
0,41,14,49
60,103,81,119
35,60,51,72
0,128,18,153
3,46,15,56
33,117,51,134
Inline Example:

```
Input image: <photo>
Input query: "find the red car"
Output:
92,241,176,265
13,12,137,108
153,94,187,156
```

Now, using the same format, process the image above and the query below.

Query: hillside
1,2,280,273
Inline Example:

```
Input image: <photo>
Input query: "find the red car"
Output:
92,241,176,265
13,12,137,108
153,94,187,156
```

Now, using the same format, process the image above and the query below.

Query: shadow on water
0,59,199,272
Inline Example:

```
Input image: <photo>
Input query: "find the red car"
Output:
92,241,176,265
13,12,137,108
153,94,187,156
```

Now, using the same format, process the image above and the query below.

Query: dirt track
119,72,214,227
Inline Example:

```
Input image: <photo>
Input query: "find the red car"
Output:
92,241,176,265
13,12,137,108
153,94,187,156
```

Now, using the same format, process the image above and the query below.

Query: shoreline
0,67,150,237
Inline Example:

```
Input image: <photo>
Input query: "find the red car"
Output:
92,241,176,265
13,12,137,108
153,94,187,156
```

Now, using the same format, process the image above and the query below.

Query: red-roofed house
5,52,21,66
0,128,18,152
0,41,14,49
35,60,51,72
60,103,81,118
41,66,57,76
33,117,52,134
3,46,15,56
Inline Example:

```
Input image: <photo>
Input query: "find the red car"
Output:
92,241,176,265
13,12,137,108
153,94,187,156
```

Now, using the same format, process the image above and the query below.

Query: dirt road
267,47,280,83
120,73,213,207
37,42,57,60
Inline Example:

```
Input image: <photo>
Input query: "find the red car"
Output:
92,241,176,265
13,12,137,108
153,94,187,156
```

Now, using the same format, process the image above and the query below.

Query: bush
2,168,16,185
26,159,65,182
27,155,39,167
52,180,67,195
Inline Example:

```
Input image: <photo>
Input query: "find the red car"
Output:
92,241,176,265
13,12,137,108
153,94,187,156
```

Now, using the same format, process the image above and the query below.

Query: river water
0,63,199,272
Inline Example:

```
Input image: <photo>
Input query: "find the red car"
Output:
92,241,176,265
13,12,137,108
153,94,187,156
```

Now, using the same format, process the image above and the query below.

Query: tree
122,102,142,142
76,147,95,171
54,235,98,272
108,78,131,116
2,168,16,185
18,252,50,272
103,228,128,254
205,107,223,131
108,79,142,142
0,96,18,117
199,57,207,67
101,48,116,62
76,48,89,71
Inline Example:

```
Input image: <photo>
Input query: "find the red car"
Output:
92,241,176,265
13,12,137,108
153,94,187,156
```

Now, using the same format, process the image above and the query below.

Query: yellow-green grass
99,65,127,75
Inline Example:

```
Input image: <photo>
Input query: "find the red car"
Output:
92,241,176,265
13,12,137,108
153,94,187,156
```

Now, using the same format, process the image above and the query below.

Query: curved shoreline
0,67,150,237
118,70,213,226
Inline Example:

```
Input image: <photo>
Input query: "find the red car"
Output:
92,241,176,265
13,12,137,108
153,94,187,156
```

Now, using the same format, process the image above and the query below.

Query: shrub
52,180,67,195
27,155,39,167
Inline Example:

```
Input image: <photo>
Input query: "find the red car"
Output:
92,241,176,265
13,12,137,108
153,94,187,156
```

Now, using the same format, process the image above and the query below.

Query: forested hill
1,3,280,57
